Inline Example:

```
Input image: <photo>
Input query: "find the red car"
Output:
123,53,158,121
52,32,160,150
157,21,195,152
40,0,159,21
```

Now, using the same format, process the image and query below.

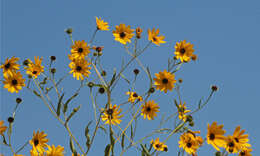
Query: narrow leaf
57,93,65,116
104,144,111,156
63,93,79,114
121,133,125,149
69,137,76,153
65,105,81,124
109,69,116,87
98,125,107,134
33,90,41,97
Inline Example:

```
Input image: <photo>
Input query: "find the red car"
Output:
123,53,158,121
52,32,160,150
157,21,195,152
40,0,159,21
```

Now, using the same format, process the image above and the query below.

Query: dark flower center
155,144,161,148
120,32,126,38
235,137,239,143
76,66,82,71
12,79,18,85
163,147,168,152
107,109,113,115
78,48,83,53
228,142,234,147
162,78,168,84
229,148,234,153
240,151,245,156
96,47,102,52
209,133,215,140
146,106,151,112
186,142,192,148
153,37,157,42
133,93,138,97
180,48,186,54
4,63,10,69
32,71,37,74
34,139,39,146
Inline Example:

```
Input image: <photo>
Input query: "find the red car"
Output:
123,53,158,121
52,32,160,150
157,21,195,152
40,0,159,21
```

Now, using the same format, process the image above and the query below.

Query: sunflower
13,154,24,156
72,154,84,156
69,59,91,80
141,100,159,120
30,149,40,156
174,40,196,63
3,71,25,93
232,126,251,150
0,120,7,135
150,138,168,152
126,91,143,103
239,148,252,156
207,122,226,151
101,105,123,125
177,102,191,121
0,57,20,76
148,28,166,46
112,24,134,44
179,132,202,155
153,70,176,93
46,145,64,156
29,131,48,154
96,17,109,31
25,56,44,78
70,40,90,60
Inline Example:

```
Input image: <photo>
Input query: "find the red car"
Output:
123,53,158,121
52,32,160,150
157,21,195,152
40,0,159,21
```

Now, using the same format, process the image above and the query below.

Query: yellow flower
46,145,64,156
150,138,168,151
177,102,191,121
69,58,91,80
0,57,20,77
148,28,166,46
13,154,24,156
135,27,142,39
232,126,251,150
153,70,176,93
141,100,159,120
72,154,84,156
126,91,143,103
25,56,44,78
0,120,7,135
174,40,196,62
101,105,123,125
30,149,41,156
179,132,203,155
207,122,227,151
96,17,109,31
29,131,48,154
239,148,252,156
3,71,25,93
70,40,90,60
112,24,134,44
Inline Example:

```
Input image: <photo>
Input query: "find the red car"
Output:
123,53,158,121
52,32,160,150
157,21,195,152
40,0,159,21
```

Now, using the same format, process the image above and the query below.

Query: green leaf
130,124,134,139
65,105,81,124
104,144,111,156
85,121,92,149
198,99,202,109
174,99,179,109
109,69,116,87
63,92,79,114
121,133,125,149
57,93,65,116
119,73,130,84
69,137,76,154
33,90,41,97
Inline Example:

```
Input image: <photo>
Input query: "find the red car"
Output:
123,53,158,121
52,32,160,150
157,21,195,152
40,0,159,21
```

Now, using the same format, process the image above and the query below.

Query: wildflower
135,27,142,39
46,145,64,156
113,24,134,44
126,91,143,103
29,130,48,154
141,100,159,120
179,132,203,155
69,59,91,80
3,71,25,93
0,57,20,76
177,102,191,121
25,56,44,78
153,70,176,93
207,122,226,151
101,105,123,125
30,148,41,156
174,40,196,62
92,46,104,53
70,40,90,60
239,148,252,156
13,154,24,156
225,136,239,153
148,28,166,46
232,126,251,150
0,120,7,135
96,17,109,31
150,138,167,151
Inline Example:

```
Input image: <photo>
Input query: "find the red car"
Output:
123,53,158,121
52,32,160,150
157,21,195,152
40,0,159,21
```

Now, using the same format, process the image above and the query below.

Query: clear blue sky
1,0,259,155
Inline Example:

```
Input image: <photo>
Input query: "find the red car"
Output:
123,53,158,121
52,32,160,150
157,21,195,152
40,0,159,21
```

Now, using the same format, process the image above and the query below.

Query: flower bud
136,27,142,39
211,85,218,92
101,70,106,77
8,117,14,123
16,98,22,104
50,56,56,61
149,87,155,93
133,69,139,75
99,87,105,94
65,28,73,35
23,59,29,66
51,68,56,74
87,82,94,88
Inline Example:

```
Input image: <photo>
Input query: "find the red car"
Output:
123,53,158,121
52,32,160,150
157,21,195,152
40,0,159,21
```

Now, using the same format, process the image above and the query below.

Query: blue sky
1,0,259,155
